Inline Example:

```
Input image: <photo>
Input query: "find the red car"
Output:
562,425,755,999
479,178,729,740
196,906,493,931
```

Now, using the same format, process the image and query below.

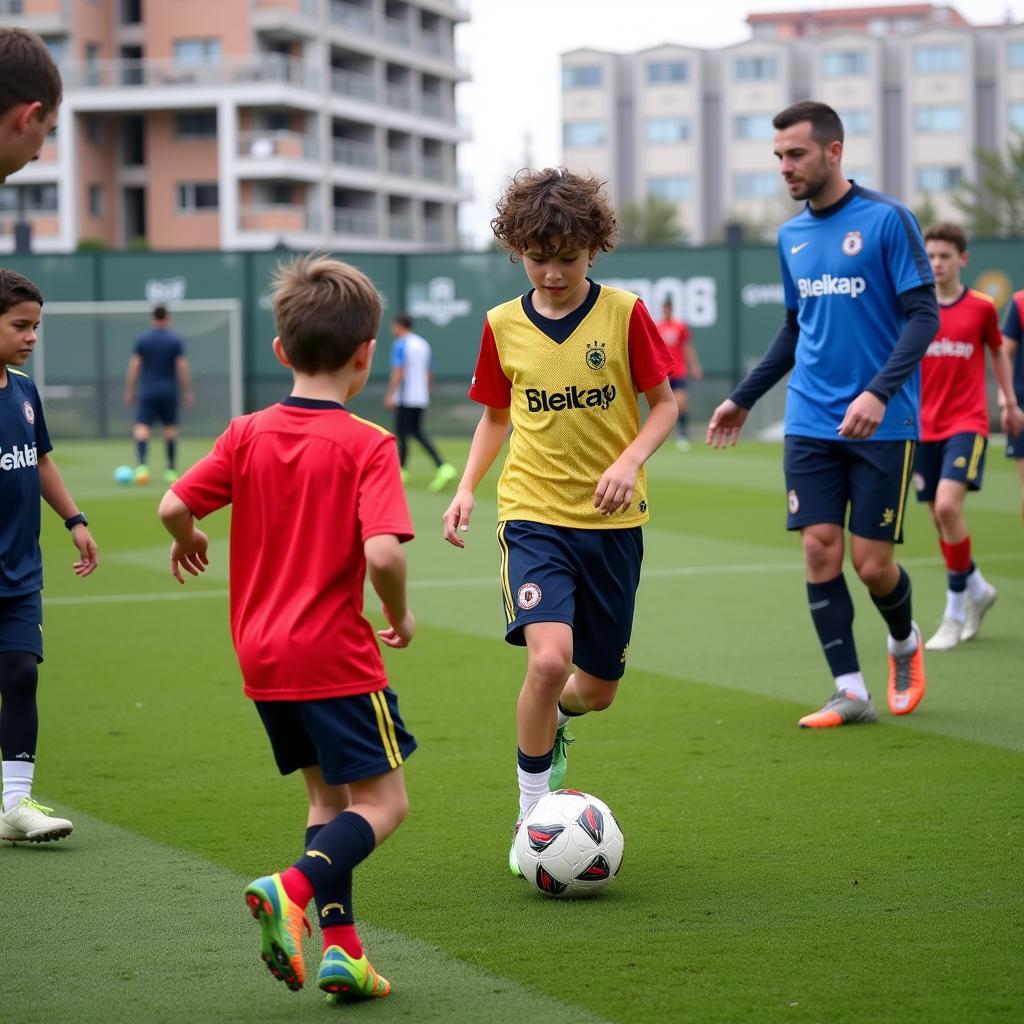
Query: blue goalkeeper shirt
779,183,933,441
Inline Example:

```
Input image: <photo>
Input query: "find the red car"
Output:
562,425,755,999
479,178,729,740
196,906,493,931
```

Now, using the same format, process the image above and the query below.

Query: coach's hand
1001,401,1024,438
838,391,885,439
443,488,474,548
169,529,209,584
706,399,748,448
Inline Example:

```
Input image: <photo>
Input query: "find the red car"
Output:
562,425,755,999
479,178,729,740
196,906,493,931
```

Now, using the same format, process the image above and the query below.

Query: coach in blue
707,101,938,729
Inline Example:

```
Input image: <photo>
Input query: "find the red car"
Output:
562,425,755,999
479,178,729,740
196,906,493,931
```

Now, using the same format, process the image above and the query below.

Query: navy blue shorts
912,433,987,502
669,377,688,391
496,520,643,681
0,591,43,661
254,688,416,785
783,436,915,543
1008,430,1024,460
135,394,178,427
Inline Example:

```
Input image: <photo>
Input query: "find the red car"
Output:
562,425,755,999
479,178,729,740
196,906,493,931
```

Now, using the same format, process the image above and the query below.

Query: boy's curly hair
490,168,618,262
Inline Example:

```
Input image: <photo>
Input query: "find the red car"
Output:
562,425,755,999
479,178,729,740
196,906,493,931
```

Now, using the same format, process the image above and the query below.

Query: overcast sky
454,0,1024,246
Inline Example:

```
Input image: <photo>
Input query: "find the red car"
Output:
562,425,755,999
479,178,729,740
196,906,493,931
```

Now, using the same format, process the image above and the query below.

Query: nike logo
790,242,810,254
305,850,333,865
321,902,346,917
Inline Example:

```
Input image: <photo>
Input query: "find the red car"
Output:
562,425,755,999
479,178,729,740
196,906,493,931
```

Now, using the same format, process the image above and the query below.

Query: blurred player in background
707,102,938,729
1000,287,1024,520
0,270,97,846
0,27,61,185
124,305,193,484
159,256,414,1002
383,313,457,490
656,296,702,450
913,224,1024,651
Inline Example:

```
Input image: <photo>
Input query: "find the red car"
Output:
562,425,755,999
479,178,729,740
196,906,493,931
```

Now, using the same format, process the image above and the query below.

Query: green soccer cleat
163,468,179,484
319,945,391,1002
508,812,525,878
427,462,458,492
244,874,311,992
549,725,575,790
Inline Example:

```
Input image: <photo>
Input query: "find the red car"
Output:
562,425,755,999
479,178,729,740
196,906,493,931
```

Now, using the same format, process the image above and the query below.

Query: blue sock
304,823,354,927
871,565,913,642
136,438,147,464
166,438,176,470
292,811,375,893
807,574,860,677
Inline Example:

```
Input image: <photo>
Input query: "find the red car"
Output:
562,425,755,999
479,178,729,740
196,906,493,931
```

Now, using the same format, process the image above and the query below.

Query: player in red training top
158,256,416,1003
655,296,702,450
913,224,1024,651
1000,287,1024,519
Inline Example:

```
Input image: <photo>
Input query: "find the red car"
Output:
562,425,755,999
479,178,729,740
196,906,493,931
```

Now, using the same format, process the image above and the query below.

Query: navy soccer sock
136,438,147,464
806,575,860,677
871,565,913,642
303,823,355,930
166,438,177,470
0,651,39,760
288,811,375,899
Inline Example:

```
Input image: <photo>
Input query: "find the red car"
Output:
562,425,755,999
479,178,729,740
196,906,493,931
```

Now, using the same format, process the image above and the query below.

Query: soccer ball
113,465,134,486
513,789,624,898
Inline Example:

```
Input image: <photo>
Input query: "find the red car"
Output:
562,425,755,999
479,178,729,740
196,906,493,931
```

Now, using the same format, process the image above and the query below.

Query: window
0,184,58,212
562,65,602,89
1009,41,1024,68
173,38,222,67
734,172,779,199
913,44,963,73
647,60,688,84
1010,102,1024,132
836,109,871,135
86,115,102,145
264,111,293,132
266,182,294,205
734,114,774,140
563,121,606,147
43,36,65,65
647,176,691,201
88,184,104,217
646,117,690,144
734,55,777,81
176,182,219,211
915,166,963,192
914,104,964,133
821,50,868,77
175,111,217,138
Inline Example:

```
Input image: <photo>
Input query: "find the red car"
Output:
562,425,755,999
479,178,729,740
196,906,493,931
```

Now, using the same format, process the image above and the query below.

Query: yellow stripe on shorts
967,435,984,481
369,691,400,769
496,522,515,625
894,440,914,538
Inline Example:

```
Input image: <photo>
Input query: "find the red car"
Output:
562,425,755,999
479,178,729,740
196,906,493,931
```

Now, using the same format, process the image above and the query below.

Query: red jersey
172,397,413,701
655,317,691,379
920,288,1002,441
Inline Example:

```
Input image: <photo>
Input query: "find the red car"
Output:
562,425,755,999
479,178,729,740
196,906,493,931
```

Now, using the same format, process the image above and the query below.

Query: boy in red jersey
442,168,677,876
655,296,702,450
1000,288,1024,519
158,256,415,1002
914,224,1024,650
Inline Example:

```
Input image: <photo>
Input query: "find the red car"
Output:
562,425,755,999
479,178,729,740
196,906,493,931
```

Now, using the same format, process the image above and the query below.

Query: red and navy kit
172,397,413,702
655,317,691,381
920,288,1002,441
1001,291,1024,459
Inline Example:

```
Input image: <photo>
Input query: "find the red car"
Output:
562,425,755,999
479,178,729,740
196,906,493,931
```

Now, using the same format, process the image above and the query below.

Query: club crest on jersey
22,401,34,424
841,231,863,256
517,583,542,610
585,340,607,371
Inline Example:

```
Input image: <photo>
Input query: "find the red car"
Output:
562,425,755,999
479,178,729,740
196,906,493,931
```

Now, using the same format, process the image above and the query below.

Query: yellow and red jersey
469,282,672,529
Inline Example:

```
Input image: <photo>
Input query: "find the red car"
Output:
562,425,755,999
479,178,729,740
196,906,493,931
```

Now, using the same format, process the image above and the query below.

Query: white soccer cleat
924,617,963,651
0,797,73,843
962,584,997,642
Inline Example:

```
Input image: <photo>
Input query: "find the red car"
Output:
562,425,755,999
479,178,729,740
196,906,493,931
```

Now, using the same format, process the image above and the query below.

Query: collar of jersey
281,396,346,410
521,278,601,344
805,180,862,220
937,285,968,309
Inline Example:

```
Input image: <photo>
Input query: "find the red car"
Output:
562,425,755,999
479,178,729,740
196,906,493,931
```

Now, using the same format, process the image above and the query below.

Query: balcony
421,94,446,120
388,215,414,240
330,1,374,34
239,204,319,234
238,130,320,161
387,151,413,176
0,0,71,35
254,0,318,12
0,212,60,238
422,155,448,183
332,138,376,169
423,220,446,244
333,207,377,236
331,68,376,102
386,85,413,112
384,17,410,47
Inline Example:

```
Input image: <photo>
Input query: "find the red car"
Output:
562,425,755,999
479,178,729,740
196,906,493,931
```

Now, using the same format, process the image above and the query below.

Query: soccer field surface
6,438,1023,1024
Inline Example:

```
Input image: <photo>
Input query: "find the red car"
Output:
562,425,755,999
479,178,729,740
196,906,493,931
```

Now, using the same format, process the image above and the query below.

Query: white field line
43,550,1024,607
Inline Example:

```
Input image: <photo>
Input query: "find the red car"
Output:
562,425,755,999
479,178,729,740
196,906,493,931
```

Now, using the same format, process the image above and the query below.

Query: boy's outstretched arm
365,533,415,648
442,405,510,547
38,454,98,577
158,489,209,584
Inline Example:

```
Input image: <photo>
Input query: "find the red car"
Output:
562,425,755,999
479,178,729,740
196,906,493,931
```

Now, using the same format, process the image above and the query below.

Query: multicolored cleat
549,725,575,790
134,463,151,485
887,623,926,715
0,797,73,843
244,873,311,992
798,690,878,728
319,945,391,1002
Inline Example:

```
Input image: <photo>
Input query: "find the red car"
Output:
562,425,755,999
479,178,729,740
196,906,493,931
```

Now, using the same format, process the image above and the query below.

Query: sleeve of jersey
1001,299,1022,341
778,237,798,311
359,435,414,543
883,207,934,294
982,302,1003,351
390,339,405,369
171,426,235,519
34,388,53,457
628,301,674,391
468,319,512,407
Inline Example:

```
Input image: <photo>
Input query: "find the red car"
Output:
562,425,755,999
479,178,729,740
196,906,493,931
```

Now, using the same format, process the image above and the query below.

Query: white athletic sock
556,707,571,729
2,760,34,813
966,566,990,601
944,589,966,622
887,627,919,657
835,672,869,701
517,766,550,815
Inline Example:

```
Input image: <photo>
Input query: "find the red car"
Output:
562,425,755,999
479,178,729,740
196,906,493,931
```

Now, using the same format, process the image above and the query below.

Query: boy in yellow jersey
442,168,677,875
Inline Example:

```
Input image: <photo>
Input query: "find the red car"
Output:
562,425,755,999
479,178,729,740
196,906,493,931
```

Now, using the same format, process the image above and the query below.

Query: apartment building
562,3,1018,243
0,0,470,253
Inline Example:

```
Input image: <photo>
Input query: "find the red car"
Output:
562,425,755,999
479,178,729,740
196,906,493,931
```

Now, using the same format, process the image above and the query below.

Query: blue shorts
783,436,915,543
254,688,416,785
496,520,643,681
669,377,688,391
135,394,178,427
1008,431,1024,460
912,433,987,502
0,591,43,661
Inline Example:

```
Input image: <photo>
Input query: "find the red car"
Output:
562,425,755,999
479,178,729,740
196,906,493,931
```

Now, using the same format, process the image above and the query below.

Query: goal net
31,300,242,440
